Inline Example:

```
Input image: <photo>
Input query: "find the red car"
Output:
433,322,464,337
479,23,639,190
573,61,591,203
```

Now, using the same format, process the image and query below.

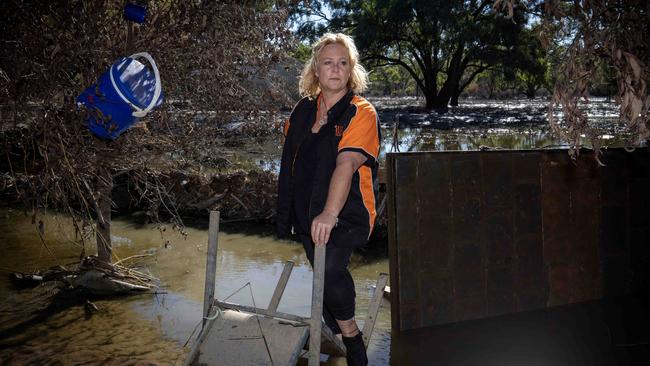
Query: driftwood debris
1,255,159,340
9,256,157,296
71,269,150,295
72,256,157,295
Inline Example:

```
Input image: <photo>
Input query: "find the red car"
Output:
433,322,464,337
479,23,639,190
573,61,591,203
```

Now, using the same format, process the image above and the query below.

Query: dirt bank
112,167,279,224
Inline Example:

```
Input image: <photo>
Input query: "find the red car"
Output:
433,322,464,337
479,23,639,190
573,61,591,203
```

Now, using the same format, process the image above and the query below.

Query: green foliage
289,42,312,63
367,64,417,96
588,58,617,97
510,25,550,98
287,0,332,43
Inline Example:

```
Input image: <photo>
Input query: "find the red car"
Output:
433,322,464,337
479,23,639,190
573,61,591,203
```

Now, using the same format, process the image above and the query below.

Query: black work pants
300,235,356,334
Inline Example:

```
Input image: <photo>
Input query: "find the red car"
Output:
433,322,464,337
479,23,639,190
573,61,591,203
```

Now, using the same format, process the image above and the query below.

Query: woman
276,33,380,366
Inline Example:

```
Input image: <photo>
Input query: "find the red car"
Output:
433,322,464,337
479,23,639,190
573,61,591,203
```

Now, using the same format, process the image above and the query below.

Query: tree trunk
426,42,465,110
525,82,537,99
424,92,451,110
433,73,461,110
430,97,450,110
488,78,495,99
421,77,450,110
428,82,453,110
450,92,460,107
96,166,112,264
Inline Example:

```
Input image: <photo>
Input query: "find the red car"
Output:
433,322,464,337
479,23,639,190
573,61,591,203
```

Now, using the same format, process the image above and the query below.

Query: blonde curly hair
299,33,368,98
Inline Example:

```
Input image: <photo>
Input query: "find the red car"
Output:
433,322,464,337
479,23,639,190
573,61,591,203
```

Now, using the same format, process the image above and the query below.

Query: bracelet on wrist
325,212,338,227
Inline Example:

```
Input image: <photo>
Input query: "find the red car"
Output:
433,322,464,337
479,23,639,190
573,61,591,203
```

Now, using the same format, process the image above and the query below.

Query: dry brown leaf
639,79,647,95
629,97,643,122
623,52,642,80
622,91,630,111
50,44,61,60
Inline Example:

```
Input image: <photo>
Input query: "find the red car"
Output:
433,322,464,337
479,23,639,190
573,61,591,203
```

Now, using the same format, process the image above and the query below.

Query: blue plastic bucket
77,52,163,140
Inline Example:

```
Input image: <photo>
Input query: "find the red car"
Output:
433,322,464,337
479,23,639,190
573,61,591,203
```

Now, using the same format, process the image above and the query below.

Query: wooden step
191,309,309,366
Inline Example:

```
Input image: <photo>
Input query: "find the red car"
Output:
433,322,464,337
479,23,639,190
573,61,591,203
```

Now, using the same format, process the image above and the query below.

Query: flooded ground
246,97,638,174
373,97,632,155
1,97,645,365
0,208,390,365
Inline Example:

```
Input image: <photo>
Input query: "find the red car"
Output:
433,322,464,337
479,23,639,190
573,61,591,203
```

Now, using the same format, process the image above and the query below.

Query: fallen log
70,269,150,296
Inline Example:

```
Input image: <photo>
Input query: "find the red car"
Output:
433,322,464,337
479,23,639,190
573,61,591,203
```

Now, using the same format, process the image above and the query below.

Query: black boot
342,332,368,366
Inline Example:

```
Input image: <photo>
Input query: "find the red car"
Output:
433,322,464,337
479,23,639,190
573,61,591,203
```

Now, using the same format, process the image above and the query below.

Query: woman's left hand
310,151,367,246
311,211,337,246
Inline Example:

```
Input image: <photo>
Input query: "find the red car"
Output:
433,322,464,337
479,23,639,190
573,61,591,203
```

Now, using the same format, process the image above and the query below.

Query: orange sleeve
338,100,380,163
283,98,305,137
283,118,290,137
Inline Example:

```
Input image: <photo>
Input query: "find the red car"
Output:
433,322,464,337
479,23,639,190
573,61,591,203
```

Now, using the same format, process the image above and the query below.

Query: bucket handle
109,52,162,118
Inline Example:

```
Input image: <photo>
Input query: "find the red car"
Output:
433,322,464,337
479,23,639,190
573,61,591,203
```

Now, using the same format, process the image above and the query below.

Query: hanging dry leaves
540,0,649,158
0,1,294,240
494,1,648,158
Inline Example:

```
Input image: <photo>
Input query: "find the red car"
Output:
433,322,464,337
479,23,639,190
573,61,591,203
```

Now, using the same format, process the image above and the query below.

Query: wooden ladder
184,211,388,366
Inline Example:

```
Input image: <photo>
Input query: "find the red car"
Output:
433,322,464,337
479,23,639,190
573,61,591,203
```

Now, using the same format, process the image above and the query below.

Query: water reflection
380,126,561,154
261,98,636,173
0,209,390,365
376,98,633,154
373,96,620,127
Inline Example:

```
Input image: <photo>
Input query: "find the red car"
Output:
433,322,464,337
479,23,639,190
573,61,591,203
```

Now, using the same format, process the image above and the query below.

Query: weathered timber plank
393,155,420,330
481,152,513,209
387,149,650,332
362,273,389,347
213,305,345,357
308,245,325,366
195,310,309,366
318,321,346,357
386,153,401,332
417,154,451,327
203,211,220,327
215,301,307,323
268,261,294,314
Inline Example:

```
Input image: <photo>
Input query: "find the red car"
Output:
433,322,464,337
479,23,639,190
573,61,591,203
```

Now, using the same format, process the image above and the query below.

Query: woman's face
315,43,351,94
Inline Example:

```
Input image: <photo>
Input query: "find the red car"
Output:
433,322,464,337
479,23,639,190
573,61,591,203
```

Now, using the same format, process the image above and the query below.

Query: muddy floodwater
0,208,390,365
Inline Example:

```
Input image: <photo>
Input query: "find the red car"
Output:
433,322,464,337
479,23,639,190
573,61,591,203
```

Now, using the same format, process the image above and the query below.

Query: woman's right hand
311,211,338,246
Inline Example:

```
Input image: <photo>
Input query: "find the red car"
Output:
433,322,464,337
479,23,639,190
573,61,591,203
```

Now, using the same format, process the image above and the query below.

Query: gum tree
292,0,530,109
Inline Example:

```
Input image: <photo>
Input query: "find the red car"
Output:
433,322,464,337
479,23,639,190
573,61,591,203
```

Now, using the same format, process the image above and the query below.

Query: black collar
322,90,354,120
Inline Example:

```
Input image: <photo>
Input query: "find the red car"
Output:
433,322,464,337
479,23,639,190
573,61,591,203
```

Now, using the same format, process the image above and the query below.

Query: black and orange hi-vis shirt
277,91,381,247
